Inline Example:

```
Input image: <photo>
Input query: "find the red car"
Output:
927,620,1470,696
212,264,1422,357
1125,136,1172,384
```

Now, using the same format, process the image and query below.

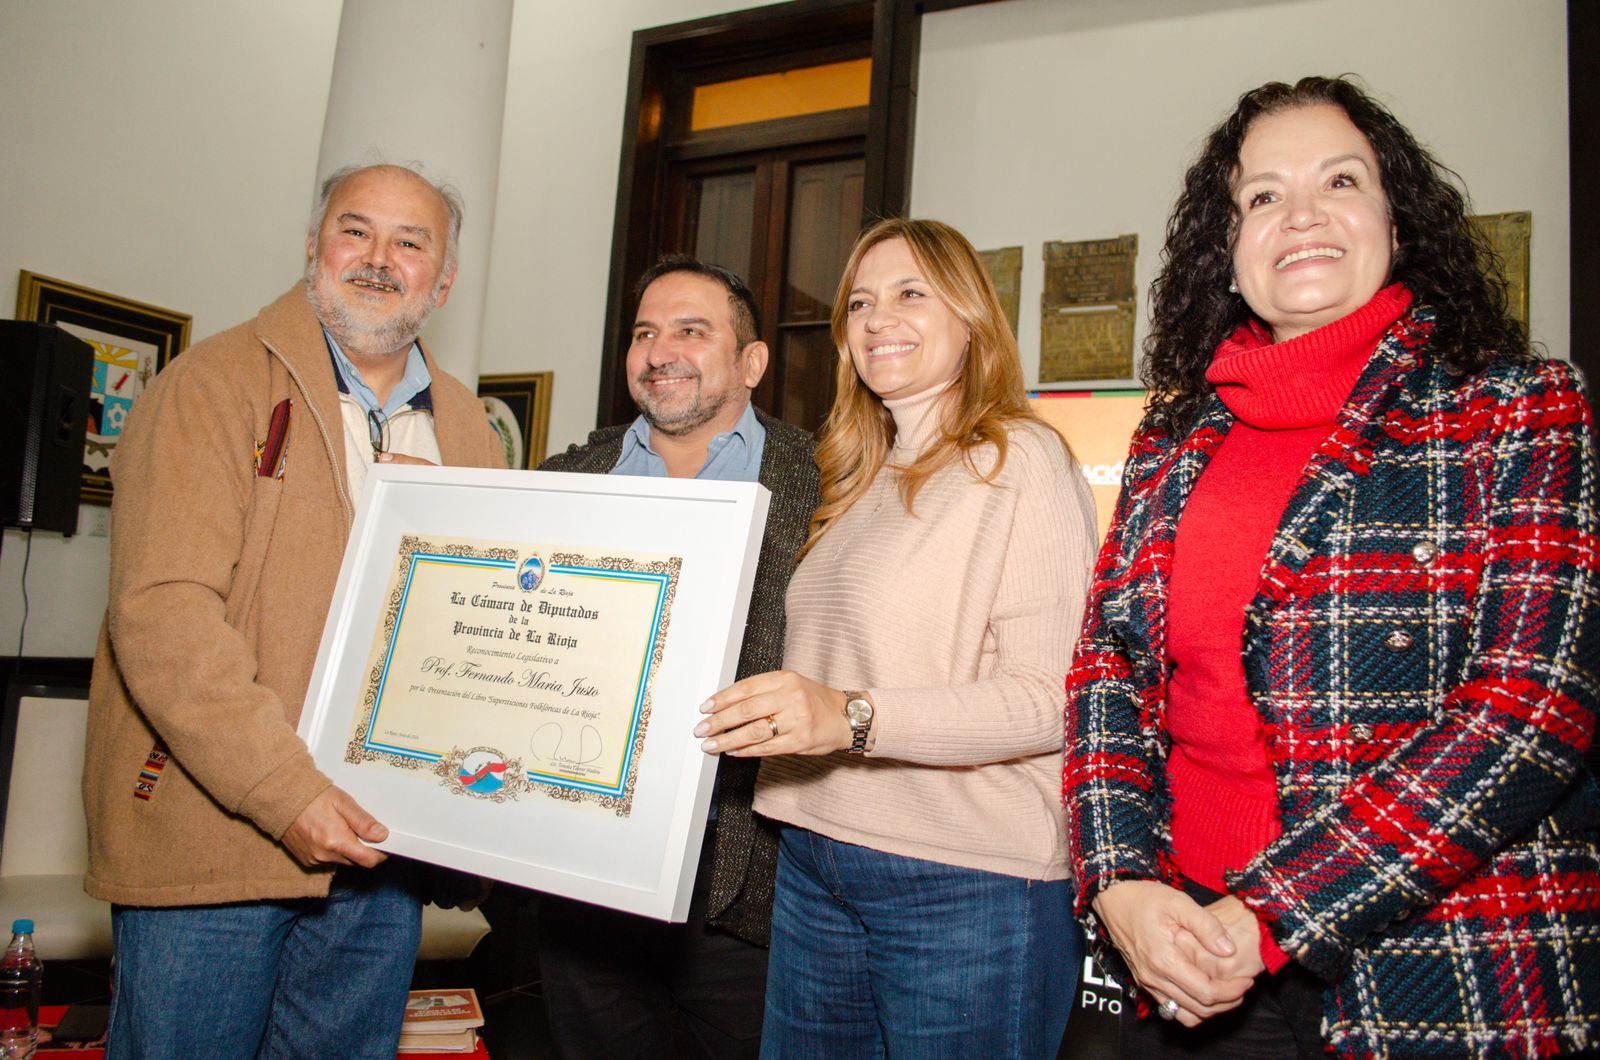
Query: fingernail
376,452,393,463
701,739,718,753
699,698,714,713
693,721,709,737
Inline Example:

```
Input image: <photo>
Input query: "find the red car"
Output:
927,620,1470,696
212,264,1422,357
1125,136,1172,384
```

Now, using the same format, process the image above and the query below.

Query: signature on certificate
530,721,604,767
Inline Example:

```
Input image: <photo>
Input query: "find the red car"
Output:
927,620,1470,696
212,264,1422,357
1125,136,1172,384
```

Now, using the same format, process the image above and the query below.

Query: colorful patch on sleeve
133,741,170,801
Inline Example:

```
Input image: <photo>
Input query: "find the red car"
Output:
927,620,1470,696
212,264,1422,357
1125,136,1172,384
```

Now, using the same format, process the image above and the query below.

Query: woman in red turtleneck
1065,76,1600,1060
1166,282,1412,979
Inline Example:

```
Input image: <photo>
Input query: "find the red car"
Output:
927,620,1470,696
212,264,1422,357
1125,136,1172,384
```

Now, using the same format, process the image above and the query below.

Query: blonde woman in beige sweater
697,218,1096,1057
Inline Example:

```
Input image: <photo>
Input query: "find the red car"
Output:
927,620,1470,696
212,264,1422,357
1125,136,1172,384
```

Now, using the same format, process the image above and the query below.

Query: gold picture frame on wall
15,271,192,505
477,371,554,469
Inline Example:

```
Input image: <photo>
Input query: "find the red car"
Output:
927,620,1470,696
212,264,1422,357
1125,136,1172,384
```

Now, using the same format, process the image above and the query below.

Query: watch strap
843,690,872,755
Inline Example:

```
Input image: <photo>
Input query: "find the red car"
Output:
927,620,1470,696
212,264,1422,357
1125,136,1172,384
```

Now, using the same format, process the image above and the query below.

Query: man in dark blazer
535,256,820,1059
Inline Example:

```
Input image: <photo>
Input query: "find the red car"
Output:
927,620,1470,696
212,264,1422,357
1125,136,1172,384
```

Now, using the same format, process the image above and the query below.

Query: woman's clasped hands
694,670,853,757
1091,880,1265,1028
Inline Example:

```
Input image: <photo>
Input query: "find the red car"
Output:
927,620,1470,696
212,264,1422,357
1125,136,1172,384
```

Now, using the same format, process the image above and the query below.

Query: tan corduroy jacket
83,285,505,906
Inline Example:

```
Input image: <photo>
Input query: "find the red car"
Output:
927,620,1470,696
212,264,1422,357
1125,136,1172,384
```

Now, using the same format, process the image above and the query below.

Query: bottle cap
11,920,31,934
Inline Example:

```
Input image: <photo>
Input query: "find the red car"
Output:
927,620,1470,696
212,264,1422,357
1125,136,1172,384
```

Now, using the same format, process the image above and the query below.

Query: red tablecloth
37,1006,490,1058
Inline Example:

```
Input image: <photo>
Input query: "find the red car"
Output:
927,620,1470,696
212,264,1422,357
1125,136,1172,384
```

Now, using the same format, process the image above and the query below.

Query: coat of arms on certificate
345,533,680,817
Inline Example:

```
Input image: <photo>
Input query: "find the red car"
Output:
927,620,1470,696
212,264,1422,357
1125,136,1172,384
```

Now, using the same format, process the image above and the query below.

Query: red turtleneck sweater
1166,284,1412,971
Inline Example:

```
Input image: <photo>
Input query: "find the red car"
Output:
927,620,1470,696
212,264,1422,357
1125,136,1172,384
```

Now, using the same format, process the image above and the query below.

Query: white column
315,0,513,386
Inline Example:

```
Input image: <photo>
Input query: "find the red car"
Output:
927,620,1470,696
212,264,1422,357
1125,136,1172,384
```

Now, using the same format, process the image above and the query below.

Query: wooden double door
661,139,865,433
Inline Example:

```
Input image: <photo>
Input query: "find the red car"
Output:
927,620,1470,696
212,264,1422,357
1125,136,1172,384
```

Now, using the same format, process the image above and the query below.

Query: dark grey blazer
540,407,820,945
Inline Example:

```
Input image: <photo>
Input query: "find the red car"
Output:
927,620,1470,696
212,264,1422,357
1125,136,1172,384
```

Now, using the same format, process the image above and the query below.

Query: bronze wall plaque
1469,211,1530,328
978,246,1023,337
1043,235,1138,306
1040,304,1137,384
1040,234,1139,383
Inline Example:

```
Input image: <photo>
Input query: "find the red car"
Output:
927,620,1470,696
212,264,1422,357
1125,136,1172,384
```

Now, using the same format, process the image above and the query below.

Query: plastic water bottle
0,920,41,1060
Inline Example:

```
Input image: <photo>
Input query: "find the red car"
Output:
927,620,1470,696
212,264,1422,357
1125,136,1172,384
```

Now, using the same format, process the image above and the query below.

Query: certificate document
347,534,680,816
298,467,769,922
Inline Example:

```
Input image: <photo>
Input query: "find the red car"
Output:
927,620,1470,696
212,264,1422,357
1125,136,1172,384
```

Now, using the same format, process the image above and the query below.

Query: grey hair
307,162,464,276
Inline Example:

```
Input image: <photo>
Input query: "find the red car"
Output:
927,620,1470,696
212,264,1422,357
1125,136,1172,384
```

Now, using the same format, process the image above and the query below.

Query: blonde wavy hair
800,218,1059,558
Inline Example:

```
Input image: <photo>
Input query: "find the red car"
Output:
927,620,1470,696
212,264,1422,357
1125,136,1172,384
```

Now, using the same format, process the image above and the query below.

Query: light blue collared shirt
610,399,765,822
610,400,766,482
323,329,432,418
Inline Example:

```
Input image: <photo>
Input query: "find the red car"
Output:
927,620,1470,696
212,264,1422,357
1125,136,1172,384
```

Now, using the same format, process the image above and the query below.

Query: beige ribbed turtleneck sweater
753,384,1097,880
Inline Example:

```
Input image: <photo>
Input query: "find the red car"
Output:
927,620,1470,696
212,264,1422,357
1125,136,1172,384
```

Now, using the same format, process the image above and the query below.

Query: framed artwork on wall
14,271,191,505
477,371,553,469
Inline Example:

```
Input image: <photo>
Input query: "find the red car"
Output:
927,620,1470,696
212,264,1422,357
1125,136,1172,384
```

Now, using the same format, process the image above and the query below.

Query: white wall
479,0,786,456
0,0,341,657
912,0,1571,386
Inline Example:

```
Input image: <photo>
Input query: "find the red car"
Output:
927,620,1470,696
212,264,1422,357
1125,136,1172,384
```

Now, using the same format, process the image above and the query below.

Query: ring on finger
1158,998,1181,1021
764,716,779,740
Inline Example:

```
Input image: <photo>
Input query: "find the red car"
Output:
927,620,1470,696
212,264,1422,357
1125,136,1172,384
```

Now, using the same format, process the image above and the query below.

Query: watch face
845,698,874,726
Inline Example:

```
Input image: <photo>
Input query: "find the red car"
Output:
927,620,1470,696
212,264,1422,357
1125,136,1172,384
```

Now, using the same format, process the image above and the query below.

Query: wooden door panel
783,157,865,324
660,141,864,430
689,170,757,280
779,325,837,430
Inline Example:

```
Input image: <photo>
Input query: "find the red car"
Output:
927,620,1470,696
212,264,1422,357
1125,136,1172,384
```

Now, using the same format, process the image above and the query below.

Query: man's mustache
342,265,405,294
636,366,699,384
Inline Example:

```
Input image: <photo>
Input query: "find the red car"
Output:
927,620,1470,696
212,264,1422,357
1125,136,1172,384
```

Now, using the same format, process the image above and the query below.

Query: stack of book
398,988,486,1054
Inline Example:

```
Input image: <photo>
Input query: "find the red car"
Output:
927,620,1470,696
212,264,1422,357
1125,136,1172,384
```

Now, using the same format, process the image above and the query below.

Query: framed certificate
298,466,771,921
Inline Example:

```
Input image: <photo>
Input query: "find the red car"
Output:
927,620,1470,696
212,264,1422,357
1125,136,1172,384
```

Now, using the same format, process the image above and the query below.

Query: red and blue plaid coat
1064,309,1600,1058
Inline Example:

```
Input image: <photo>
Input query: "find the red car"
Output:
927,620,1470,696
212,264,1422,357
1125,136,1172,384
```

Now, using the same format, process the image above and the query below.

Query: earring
1228,280,1239,294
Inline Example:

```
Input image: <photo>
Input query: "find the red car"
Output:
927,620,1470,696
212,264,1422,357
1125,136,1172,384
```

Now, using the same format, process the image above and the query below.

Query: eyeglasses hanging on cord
367,408,389,462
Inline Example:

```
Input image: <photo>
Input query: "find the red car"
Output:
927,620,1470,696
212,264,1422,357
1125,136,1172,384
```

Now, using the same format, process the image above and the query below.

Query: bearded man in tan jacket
83,163,505,1058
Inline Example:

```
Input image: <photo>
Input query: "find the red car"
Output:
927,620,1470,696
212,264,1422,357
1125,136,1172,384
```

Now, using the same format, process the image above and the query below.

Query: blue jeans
107,863,423,1059
762,827,1082,1059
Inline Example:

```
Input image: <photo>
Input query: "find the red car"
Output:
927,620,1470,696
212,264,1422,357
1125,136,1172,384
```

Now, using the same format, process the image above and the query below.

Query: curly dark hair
1142,75,1530,435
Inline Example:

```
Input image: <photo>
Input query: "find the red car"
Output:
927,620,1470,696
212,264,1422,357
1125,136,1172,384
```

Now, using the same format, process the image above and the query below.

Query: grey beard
304,267,442,358
646,394,726,436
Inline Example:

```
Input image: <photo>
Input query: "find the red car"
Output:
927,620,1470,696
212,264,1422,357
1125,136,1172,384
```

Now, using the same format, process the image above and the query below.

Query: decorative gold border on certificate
345,535,519,774
539,550,680,818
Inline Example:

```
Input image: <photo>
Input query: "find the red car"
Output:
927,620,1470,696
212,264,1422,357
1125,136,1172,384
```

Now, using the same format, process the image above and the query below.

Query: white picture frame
297,465,770,922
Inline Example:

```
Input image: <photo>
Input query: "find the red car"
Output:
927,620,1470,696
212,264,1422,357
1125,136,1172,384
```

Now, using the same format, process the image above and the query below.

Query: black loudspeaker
0,321,94,536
